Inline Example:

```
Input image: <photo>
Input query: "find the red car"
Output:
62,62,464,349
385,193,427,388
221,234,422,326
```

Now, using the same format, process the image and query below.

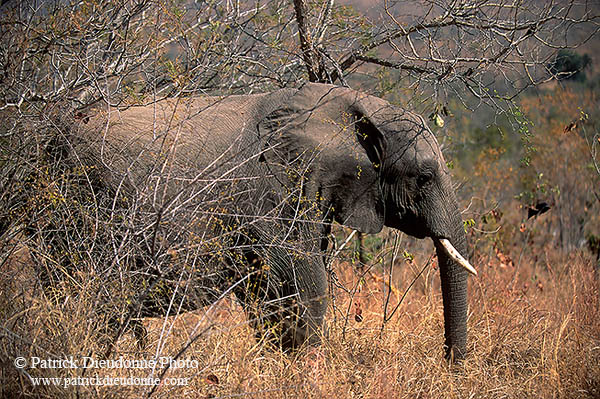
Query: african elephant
85,82,476,360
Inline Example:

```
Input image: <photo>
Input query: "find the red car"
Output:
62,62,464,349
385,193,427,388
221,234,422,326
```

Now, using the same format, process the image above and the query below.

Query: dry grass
2,242,598,398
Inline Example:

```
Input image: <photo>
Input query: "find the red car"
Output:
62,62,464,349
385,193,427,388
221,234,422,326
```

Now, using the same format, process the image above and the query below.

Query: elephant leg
235,248,328,350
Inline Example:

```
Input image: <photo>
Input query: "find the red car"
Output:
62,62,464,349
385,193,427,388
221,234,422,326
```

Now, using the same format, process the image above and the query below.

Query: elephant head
257,83,476,360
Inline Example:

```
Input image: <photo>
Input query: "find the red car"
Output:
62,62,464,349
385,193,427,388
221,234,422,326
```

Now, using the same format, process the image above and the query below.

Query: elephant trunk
432,203,472,361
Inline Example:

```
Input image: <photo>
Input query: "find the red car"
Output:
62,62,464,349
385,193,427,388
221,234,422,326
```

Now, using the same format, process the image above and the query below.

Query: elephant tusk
437,238,478,276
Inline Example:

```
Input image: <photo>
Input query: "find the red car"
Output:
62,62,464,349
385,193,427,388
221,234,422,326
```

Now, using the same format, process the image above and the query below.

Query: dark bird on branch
564,122,577,134
528,201,551,219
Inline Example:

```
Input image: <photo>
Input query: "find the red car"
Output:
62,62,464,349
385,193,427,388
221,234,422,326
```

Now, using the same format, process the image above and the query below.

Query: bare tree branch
292,0,324,82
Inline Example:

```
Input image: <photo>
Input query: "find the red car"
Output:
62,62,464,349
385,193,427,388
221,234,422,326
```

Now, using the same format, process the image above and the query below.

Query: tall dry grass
2,238,598,398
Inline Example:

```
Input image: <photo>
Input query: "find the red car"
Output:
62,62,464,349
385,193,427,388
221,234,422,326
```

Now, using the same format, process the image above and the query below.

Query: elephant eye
416,172,433,186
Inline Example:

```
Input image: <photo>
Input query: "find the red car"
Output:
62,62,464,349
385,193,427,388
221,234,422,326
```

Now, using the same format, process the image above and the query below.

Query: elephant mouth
434,238,478,276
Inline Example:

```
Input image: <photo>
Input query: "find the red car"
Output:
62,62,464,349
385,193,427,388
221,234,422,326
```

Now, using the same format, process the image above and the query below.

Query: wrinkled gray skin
93,83,469,360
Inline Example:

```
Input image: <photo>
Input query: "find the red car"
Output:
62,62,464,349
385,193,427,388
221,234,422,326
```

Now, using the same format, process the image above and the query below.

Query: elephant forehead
385,124,442,162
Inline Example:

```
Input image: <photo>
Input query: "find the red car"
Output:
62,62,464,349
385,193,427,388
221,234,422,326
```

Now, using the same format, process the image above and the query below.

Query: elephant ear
256,87,387,234
328,104,386,234
256,106,314,165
